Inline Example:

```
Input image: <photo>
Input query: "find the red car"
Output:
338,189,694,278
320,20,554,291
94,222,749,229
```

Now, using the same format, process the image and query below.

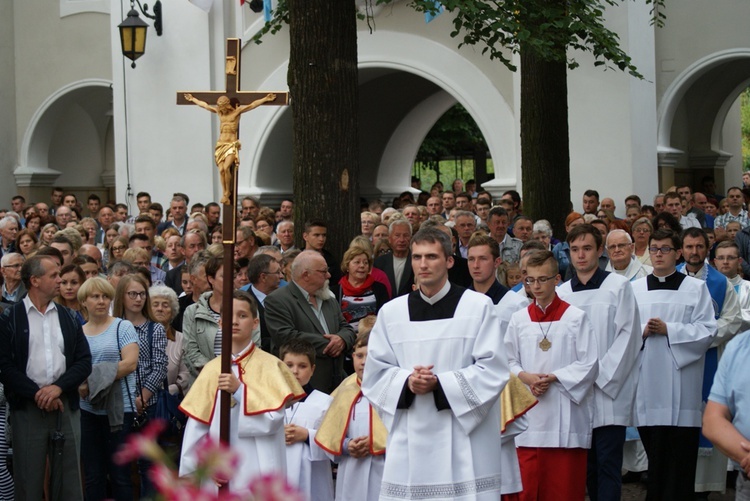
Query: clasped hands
643,317,667,339
408,365,438,395
519,372,558,397
322,334,345,358
36,384,63,412
284,424,309,445
347,436,371,458
740,442,750,477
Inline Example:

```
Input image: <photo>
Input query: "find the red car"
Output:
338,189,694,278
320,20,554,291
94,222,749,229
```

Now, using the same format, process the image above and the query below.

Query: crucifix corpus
176,38,289,463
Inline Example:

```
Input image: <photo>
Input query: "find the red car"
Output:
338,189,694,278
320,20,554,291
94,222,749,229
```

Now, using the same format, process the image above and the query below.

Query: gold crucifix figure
177,38,289,206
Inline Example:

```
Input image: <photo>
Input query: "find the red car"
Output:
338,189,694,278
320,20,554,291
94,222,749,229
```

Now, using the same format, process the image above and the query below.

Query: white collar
419,280,451,305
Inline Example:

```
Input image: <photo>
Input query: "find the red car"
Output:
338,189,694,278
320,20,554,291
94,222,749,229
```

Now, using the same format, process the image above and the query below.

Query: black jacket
0,300,92,411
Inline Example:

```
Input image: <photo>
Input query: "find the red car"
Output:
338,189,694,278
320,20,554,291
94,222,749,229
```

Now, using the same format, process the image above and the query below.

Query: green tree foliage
415,104,487,171
741,88,750,170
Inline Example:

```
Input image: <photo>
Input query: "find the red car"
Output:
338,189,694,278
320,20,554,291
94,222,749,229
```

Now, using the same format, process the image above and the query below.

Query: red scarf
339,274,376,297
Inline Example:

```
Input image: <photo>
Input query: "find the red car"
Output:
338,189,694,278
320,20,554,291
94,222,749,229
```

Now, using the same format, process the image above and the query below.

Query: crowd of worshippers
1,175,750,500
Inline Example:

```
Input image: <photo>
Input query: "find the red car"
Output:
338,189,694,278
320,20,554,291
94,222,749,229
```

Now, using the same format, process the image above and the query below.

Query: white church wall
111,0,216,209
567,0,658,216
14,2,111,157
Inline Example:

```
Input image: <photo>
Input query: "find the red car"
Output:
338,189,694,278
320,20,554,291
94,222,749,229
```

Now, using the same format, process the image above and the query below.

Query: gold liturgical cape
500,373,538,433
179,344,304,424
315,374,387,456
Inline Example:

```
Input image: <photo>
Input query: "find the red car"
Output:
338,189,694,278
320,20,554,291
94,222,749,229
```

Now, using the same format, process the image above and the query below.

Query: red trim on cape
527,294,570,323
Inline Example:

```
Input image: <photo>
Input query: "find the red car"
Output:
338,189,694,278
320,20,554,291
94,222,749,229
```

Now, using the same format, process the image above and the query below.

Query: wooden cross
176,38,289,473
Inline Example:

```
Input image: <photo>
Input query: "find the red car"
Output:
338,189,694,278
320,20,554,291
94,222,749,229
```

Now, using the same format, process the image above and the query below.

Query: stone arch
16,79,114,194
238,31,516,204
657,49,750,188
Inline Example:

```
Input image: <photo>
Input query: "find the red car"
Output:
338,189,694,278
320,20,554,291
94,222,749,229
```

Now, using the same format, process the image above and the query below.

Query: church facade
1,0,747,215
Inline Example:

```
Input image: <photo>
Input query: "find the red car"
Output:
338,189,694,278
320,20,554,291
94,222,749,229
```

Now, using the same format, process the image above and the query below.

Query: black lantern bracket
133,0,163,36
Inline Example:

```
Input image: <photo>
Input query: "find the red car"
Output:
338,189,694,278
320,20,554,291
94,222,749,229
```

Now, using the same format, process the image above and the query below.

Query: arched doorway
243,31,516,205
657,49,750,193
15,79,114,203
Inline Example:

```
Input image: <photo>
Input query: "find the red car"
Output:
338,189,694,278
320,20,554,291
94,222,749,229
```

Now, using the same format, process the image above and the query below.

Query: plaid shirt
715,210,750,230
134,320,168,408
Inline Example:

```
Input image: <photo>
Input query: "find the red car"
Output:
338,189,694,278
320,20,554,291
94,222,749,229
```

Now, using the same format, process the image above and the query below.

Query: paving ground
603,480,736,500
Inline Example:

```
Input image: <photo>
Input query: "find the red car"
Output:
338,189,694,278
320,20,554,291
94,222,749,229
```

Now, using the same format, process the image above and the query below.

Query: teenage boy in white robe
179,291,304,494
713,241,750,333
557,224,641,501
280,340,334,501
631,229,716,500
362,226,509,501
505,250,598,501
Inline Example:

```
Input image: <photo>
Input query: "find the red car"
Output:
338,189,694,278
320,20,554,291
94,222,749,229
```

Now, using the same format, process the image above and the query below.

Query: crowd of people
0,175,750,500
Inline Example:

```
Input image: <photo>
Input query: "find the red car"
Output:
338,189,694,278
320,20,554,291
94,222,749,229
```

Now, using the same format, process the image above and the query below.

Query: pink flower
248,473,305,501
114,419,168,465
195,436,240,482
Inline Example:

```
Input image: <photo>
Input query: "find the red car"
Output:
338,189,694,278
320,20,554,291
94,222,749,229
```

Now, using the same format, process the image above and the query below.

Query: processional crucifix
177,38,289,462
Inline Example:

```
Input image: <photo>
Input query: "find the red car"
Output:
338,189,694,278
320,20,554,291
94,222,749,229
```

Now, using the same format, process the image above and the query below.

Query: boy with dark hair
280,339,334,500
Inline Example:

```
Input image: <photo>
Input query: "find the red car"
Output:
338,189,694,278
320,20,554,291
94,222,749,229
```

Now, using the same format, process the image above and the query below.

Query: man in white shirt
0,255,92,500
714,240,750,333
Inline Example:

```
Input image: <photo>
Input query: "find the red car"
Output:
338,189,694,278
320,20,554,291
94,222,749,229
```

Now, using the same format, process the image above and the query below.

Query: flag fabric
188,0,215,12
424,0,444,23
264,0,273,22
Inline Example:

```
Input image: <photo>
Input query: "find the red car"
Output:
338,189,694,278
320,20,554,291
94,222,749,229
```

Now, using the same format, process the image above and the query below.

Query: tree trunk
520,48,570,240
288,0,360,261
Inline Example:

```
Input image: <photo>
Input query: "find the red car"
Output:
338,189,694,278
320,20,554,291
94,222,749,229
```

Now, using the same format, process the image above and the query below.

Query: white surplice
558,273,641,428
285,390,334,501
728,274,750,333
180,373,287,494
362,288,509,501
333,396,385,501
505,299,599,448
631,274,716,427
495,289,530,333
500,415,528,494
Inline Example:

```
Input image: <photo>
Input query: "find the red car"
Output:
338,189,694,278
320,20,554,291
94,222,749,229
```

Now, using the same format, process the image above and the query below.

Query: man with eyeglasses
556,225,641,501
676,227,742,496
604,229,652,281
1,253,26,305
265,251,355,392
631,229,717,500
242,254,283,353
505,249,598,500
713,240,750,332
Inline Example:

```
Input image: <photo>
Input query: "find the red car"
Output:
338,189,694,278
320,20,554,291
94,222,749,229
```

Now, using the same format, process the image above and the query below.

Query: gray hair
453,210,475,222
149,285,180,322
0,216,18,231
532,220,553,236
291,250,324,280
1,252,23,267
606,229,633,245
21,255,55,290
188,250,211,276
388,218,413,236
106,260,135,278
277,220,294,232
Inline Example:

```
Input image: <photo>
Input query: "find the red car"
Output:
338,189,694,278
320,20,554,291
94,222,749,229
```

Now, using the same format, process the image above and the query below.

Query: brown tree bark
520,48,570,239
287,0,360,261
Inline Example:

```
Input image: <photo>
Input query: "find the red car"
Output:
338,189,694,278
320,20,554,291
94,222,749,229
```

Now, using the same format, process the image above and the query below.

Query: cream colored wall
0,2,18,206
13,1,111,153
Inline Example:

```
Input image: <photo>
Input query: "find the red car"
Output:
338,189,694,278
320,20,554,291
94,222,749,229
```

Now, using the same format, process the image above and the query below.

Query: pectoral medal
539,338,552,351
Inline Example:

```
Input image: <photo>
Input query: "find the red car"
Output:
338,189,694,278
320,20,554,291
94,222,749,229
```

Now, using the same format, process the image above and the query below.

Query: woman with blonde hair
78,277,139,500
336,246,389,331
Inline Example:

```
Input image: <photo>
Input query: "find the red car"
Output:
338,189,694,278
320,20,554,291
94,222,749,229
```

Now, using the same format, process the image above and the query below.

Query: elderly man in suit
373,219,414,298
265,250,356,394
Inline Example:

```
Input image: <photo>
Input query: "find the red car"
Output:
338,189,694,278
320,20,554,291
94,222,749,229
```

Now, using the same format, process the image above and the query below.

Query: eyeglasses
714,256,738,261
633,228,651,234
126,291,147,300
3,264,22,269
606,243,632,251
648,246,676,254
112,246,127,251
524,275,557,285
